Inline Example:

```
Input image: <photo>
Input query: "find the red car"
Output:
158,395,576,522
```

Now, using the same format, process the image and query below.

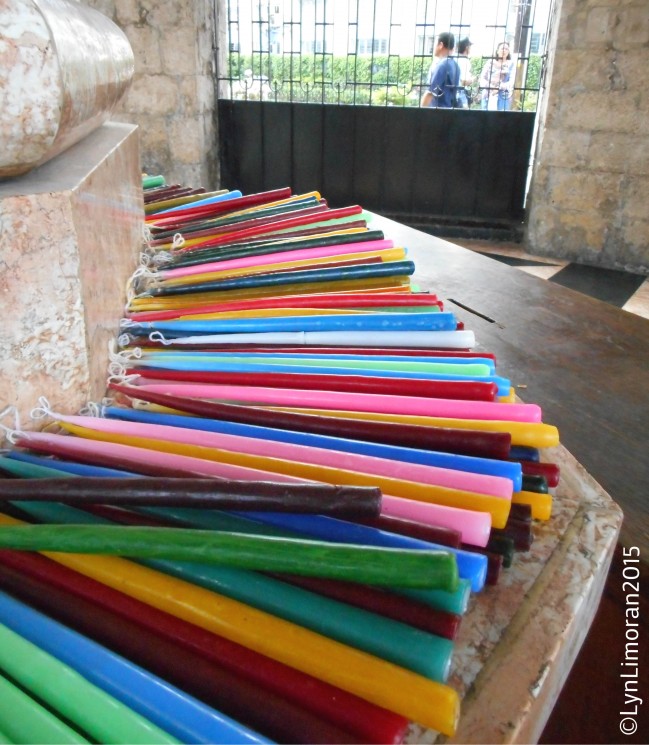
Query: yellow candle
57,423,511,529
265,406,560,449
0,512,460,735
179,307,374,320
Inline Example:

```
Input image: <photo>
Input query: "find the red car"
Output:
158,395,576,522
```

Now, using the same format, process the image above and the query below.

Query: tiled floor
455,239,649,320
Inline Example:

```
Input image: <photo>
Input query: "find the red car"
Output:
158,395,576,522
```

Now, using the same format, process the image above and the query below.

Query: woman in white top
479,42,515,111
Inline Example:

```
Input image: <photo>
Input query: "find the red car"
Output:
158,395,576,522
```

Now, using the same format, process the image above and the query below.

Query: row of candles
0,177,560,744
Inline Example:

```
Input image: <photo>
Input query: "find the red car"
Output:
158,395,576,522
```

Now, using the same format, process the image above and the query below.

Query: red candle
0,549,408,743
268,573,461,641
128,368,498,402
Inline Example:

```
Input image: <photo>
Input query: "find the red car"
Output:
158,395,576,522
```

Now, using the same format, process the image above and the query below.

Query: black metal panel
350,106,387,210
218,100,535,223
261,102,293,190
322,105,356,206
291,104,324,196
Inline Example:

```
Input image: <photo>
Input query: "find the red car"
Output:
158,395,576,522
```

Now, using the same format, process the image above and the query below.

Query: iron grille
217,0,552,111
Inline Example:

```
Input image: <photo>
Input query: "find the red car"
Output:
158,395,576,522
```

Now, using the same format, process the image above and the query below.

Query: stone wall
526,0,649,273
85,0,218,189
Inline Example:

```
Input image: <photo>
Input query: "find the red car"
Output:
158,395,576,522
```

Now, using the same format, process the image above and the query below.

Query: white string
142,222,153,244
108,338,142,364
119,318,138,329
152,250,173,266
107,369,141,385
172,233,185,249
149,331,172,346
0,405,21,444
30,396,59,421
79,401,101,417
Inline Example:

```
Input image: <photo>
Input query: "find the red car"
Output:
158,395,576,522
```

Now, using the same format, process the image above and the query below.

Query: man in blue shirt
420,32,461,109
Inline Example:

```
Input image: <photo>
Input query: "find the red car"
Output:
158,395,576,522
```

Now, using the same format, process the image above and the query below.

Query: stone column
526,0,649,273
86,0,219,188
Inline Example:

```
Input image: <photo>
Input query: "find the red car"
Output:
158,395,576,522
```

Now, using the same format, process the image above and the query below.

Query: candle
515,460,560,487
271,406,560,448
0,524,459,590
356,514,462,548
69,413,512,499
6,451,137,478
127,293,442,321
0,477,382,517
53,422,512,528
109,383,512,458
160,239,395,278
131,311,456,334
222,511,487,592
67,502,463,641
142,174,166,189
157,247,405,284
104,405,520,486
121,506,474,615
0,514,461,735
0,559,360,745
512,490,552,520
0,591,268,745
122,368,497,401
138,261,415,298
129,276,412,310
521,474,549,493
8,500,456,681
270,572,462,640
128,382,537,422
14,430,494,544
147,187,293,226
129,358,507,393
0,673,89,744
0,619,178,744
0,549,409,744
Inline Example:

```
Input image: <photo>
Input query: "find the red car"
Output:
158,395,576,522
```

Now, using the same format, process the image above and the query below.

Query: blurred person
421,32,460,109
479,42,515,111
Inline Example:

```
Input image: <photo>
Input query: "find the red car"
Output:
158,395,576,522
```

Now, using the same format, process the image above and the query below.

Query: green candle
0,524,458,591
0,673,89,744
0,623,178,744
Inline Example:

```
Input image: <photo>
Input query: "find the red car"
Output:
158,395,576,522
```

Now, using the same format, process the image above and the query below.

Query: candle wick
0,405,21,444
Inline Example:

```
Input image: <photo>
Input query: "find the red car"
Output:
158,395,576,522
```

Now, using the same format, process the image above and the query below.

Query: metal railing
216,0,552,111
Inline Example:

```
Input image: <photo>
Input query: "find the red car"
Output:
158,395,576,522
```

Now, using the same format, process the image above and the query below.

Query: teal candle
0,524,458,591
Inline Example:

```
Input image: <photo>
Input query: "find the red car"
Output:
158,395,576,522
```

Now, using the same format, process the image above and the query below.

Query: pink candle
53,414,512,499
133,382,542,423
160,240,395,280
15,431,489,545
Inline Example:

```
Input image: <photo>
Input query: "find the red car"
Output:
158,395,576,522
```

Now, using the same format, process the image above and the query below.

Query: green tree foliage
227,53,542,109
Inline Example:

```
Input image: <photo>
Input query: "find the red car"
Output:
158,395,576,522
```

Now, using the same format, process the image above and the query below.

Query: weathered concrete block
0,123,141,427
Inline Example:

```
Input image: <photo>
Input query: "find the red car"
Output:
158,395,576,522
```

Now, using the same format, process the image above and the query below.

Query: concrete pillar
526,0,649,273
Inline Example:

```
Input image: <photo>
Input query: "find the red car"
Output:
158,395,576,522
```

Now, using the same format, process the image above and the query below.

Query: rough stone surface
85,0,217,189
527,0,649,272
0,123,141,427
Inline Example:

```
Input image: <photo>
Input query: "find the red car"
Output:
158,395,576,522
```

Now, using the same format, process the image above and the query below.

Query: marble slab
0,122,142,429
405,445,623,744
